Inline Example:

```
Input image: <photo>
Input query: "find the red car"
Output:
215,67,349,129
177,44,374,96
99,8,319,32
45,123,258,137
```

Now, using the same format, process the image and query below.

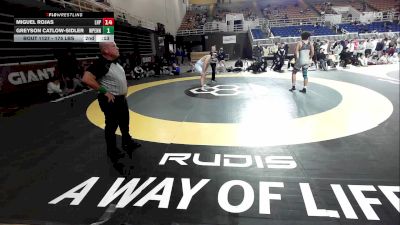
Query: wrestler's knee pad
302,67,308,79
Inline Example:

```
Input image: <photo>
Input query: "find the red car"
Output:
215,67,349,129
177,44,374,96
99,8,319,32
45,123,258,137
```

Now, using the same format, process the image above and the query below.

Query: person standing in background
58,49,79,92
176,48,182,65
217,47,226,72
210,45,219,83
289,32,314,94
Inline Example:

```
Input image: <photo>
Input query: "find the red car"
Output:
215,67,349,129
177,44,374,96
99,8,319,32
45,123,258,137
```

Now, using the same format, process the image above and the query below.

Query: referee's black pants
98,94,132,152
210,63,217,81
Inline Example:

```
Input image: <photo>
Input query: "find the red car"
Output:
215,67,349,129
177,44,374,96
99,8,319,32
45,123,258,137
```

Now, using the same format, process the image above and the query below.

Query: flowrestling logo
48,153,400,221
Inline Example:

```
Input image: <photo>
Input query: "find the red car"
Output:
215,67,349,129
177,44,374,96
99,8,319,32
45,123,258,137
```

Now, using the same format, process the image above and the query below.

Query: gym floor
0,62,399,225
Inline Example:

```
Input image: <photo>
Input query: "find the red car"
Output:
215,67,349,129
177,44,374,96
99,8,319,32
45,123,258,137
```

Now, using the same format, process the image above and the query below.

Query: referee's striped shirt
87,56,127,96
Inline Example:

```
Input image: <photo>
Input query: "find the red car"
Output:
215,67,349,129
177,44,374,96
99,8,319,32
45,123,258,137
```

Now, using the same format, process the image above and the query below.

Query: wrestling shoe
201,85,209,91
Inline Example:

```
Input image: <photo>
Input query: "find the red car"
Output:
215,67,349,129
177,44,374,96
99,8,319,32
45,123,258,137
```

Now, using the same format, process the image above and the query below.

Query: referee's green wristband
98,86,108,94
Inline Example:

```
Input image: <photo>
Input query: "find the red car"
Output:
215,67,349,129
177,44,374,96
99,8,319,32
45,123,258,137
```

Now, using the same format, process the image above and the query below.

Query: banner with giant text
0,58,97,99
0,61,58,96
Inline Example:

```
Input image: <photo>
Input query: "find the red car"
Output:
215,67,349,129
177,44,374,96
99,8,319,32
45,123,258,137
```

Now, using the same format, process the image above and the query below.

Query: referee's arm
82,71,100,90
82,71,115,102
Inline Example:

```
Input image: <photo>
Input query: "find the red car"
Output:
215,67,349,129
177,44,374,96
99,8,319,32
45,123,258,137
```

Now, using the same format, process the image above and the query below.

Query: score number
102,17,114,35
102,18,114,26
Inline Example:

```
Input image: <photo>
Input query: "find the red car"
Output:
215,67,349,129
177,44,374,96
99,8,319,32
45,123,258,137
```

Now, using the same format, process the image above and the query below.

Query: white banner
223,35,236,44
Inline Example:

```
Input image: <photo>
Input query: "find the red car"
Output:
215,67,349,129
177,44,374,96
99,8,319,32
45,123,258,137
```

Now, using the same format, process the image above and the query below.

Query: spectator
143,62,156,77
317,48,328,71
347,40,355,56
367,52,379,65
331,41,343,66
334,24,339,33
272,45,285,72
171,63,180,75
386,45,396,56
217,47,226,72
234,58,244,70
262,45,270,57
283,42,289,58
341,47,353,68
378,53,389,64
382,38,389,52
365,39,374,56
357,40,366,57
375,39,385,57
253,43,264,62
158,56,170,75
169,49,176,65
313,39,322,68
389,38,397,50
353,39,359,54
153,55,162,75
133,64,145,79
371,37,379,51
58,49,78,90
187,62,195,73
358,54,368,67
47,77,64,100
396,37,400,52
388,52,398,64
71,73,86,92
320,40,329,54
176,48,182,65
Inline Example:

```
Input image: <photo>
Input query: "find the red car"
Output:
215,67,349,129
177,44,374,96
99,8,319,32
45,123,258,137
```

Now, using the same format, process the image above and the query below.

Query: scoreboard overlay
14,12,114,42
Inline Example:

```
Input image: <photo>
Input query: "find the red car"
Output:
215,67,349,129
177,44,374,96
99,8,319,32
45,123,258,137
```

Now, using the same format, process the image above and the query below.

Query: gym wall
189,0,217,4
204,33,252,59
108,0,187,36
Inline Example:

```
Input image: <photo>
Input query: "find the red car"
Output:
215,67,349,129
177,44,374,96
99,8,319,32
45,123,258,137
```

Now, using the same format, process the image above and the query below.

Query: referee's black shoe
107,147,125,163
122,140,142,156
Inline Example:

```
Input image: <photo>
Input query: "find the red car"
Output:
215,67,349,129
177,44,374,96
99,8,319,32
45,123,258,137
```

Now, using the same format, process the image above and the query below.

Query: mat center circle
128,77,342,123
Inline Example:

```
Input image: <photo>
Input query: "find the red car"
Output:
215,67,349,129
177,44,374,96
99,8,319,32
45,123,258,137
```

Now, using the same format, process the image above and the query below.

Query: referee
82,42,141,161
